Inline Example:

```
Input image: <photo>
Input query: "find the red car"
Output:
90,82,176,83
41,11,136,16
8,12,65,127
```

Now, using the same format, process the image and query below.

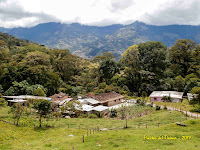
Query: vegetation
33,99,51,127
0,32,199,101
0,106,200,150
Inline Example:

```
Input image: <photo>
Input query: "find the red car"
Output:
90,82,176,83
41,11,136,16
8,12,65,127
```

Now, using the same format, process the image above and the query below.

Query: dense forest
0,32,199,97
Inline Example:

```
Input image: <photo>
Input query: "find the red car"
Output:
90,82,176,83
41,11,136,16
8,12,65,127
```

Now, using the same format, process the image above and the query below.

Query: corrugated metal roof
7,99,26,103
78,98,99,105
82,104,94,111
4,95,51,101
59,98,73,106
92,105,109,112
149,91,183,99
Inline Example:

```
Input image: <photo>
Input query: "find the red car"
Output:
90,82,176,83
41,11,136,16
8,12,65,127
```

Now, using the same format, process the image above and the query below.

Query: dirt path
146,102,200,118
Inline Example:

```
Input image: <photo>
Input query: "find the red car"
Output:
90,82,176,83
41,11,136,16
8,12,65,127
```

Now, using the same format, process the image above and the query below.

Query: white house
149,91,183,103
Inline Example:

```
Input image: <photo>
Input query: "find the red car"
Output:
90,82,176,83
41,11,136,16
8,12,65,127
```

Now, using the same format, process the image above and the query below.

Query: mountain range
1,21,200,58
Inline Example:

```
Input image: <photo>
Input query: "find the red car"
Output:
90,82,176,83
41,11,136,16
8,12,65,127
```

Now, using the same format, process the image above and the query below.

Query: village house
4,95,51,106
93,91,124,107
50,92,72,107
78,98,100,106
149,91,183,103
187,93,198,101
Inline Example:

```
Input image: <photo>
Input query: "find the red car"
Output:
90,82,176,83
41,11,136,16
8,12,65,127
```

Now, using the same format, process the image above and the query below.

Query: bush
88,114,98,119
156,105,161,110
190,105,200,113
164,105,167,110
110,109,117,118
0,98,7,108
79,113,88,118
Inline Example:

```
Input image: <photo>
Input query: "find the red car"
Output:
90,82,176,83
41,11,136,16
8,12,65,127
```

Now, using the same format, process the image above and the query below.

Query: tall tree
98,59,120,83
168,39,196,76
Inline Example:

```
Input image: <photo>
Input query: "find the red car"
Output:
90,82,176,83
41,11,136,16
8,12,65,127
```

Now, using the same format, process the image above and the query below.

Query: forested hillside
1,22,200,58
0,32,199,97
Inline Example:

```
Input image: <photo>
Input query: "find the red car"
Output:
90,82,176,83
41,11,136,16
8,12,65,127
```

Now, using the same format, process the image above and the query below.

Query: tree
33,99,51,127
117,105,131,128
33,88,46,96
98,59,120,83
0,85,3,94
184,74,199,93
138,41,167,79
93,52,115,63
23,51,50,66
121,45,141,93
174,75,185,92
168,39,196,76
141,91,147,105
9,103,24,126
0,98,7,109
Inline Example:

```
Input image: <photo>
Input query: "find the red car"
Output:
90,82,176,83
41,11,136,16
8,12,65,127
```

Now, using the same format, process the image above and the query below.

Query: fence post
146,124,147,129
158,123,160,127
83,135,84,142
186,111,187,120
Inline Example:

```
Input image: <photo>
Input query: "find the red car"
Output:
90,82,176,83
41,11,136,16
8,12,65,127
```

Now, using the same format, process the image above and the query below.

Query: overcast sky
0,0,200,28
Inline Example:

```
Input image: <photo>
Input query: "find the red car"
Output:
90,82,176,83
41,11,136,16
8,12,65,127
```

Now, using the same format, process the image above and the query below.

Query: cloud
110,0,135,12
0,0,200,27
140,0,200,25
0,0,59,28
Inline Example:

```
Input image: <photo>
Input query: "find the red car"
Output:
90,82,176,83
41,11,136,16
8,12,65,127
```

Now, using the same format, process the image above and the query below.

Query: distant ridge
1,21,200,58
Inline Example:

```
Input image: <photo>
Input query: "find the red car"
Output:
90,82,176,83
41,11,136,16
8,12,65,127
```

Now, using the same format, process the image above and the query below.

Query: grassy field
0,106,200,150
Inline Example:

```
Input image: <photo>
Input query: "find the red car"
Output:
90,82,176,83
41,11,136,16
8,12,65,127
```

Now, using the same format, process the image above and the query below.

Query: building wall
151,97,163,102
151,97,181,103
107,98,122,106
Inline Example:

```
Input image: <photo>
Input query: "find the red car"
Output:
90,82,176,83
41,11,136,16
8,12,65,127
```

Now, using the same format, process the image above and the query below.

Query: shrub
164,105,167,110
156,105,161,110
0,98,7,108
88,114,98,119
110,109,117,118
79,113,88,118
151,102,154,107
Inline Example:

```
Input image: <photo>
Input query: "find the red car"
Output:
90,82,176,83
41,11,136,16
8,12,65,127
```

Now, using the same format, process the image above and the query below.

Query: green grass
149,99,198,112
1,106,200,150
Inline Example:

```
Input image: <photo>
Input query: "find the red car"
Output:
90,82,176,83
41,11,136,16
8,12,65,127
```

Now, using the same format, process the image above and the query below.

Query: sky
0,0,200,28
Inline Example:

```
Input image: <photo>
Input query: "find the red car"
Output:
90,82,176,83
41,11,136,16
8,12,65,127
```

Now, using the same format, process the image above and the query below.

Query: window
154,98,157,100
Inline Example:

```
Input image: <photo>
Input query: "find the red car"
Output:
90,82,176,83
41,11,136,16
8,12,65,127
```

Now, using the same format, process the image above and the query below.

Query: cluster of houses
4,91,125,116
49,91,125,116
3,90,198,116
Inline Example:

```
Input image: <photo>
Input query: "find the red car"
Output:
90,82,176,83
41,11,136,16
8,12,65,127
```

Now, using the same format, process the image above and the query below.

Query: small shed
149,91,183,103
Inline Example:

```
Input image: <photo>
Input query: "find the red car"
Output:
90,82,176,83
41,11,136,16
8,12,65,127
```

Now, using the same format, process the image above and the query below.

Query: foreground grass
1,107,199,150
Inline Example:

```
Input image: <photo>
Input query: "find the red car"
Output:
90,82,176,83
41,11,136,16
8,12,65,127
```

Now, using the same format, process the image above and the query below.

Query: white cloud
0,0,200,27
